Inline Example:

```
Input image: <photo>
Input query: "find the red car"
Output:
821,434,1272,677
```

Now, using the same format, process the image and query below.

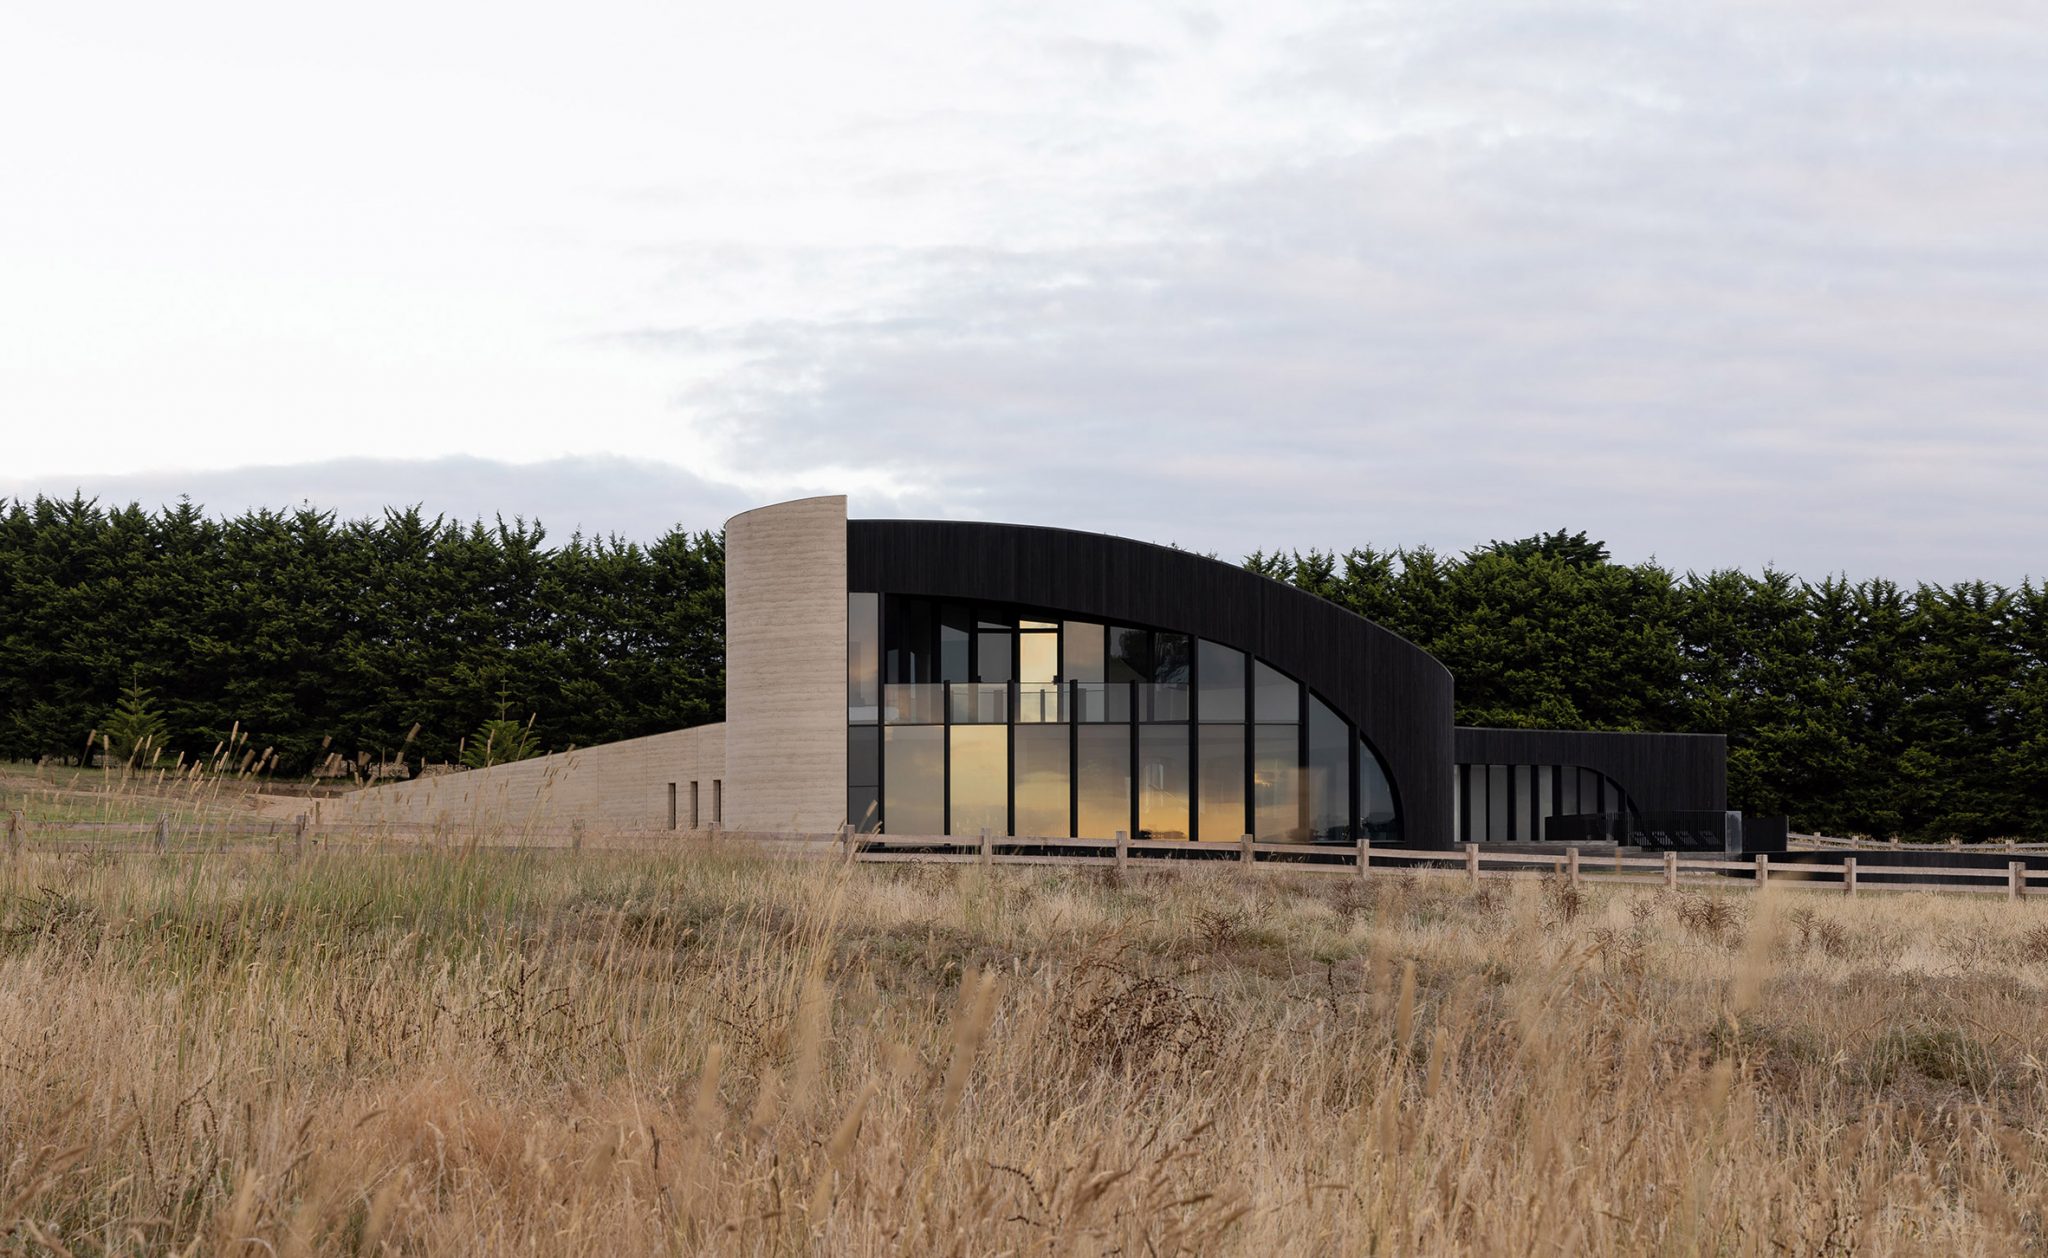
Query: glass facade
1014,725,1070,837
1455,761,1635,843
853,594,1403,844
948,726,1007,836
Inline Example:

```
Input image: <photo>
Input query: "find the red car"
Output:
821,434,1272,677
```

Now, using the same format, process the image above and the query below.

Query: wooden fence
841,830,2048,901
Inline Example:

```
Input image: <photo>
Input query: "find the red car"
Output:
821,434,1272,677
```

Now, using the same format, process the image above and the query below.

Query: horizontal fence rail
5,808,2046,900
836,830,2048,901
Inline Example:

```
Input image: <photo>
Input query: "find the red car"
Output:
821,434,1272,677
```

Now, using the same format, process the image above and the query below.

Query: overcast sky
5,1,2045,582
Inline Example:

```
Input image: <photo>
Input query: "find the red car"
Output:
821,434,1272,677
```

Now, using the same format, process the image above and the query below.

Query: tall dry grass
2,843,2047,1253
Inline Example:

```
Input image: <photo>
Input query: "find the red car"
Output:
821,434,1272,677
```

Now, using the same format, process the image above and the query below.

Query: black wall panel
850,519,1459,846
1452,727,1726,814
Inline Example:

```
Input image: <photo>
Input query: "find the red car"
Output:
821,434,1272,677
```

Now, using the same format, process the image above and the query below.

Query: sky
4,1,2046,582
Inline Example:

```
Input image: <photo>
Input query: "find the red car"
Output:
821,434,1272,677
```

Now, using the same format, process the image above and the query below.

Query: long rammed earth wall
320,724,726,834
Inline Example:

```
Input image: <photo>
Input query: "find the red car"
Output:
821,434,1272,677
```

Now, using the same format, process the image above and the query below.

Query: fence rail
838,830,2048,901
3,807,2043,900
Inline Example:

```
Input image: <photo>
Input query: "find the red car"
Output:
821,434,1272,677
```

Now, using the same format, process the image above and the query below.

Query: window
1138,724,1189,840
712,779,723,828
848,593,880,723
1197,723,1245,841
1107,627,1149,685
1254,661,1299,723
1306,696,1350,842
948,726,1007,836
1077,725,1131,838
1014,726,1070,837
1144,631,1191,721
667,782,678,831
1254,724,1301,839
1197,640,1245,722
1063,621,1104,681
939,603,972,682
690,780,700,829
1359,739,1399,842
884,727,943,835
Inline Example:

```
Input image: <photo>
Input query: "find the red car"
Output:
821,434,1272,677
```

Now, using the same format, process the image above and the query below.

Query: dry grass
3,843,2048,1254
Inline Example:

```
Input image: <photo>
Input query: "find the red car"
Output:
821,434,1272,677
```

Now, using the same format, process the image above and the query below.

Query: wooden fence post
840,822,855,866
6,810,20,863
1356,833,1371,879
1663,850,1677,890
980,827,993,867
154,813,168,854
1464,843,1479,887
1844,856,1857,897
1566,846,1580,889
570,818,585,852
1240,833,1254,871
1114,829,1129,873
1755,853,1769,888
2011,861,2025,901
293,812,307,859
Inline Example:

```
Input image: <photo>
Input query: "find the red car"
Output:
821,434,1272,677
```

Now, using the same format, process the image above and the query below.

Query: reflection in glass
1198,640,1245,722
883,684,944,725
1076,725,1131,838
948,683,1008,724
1306,696,1350,842
1019,618,1058,631
848,593,880,723
1359,738,1399,841
1512,766,1533,843
1488,764,1509,841
848,726,879,788
1198,724,1245,841
948,727,1008,836
1254,661,1299,723
1138,724,1190,840
1014,726,1070,837
883,727,943,835
1153,632,1191,684
884,595,935,684
1536,765,1554,838
1063,622,1104,681
939,603,972,682
1254,724,1302,840
1107,627,1149,684
1073,681,1131,723
1018,632,1058,684
976,630,1013,683
1141,683,1190,722
1558,764,1578,815
1016,683,1064,723
848,787,880,833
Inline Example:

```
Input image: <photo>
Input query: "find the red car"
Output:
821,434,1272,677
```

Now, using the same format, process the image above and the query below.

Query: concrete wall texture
721,495,849,832
323,724,726,834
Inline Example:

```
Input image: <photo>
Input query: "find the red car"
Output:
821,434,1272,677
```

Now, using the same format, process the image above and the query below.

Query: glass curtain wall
858,594,1401,845
1454,762,1634,842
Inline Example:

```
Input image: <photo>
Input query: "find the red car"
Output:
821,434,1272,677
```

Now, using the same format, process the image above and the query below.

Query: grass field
2,841,2047,1254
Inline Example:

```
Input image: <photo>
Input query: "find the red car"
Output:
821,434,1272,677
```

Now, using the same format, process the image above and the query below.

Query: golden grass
3,842,2048,1254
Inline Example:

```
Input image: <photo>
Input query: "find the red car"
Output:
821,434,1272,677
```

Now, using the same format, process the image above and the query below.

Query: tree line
0,495,723,776
1,497,2042,840
1248,531,2048,842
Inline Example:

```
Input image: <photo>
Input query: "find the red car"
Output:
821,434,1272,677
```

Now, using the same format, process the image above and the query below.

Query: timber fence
6,809,2047,901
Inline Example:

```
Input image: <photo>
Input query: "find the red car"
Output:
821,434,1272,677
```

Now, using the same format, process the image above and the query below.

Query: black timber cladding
849,518,1459,847
1453,727,1727,814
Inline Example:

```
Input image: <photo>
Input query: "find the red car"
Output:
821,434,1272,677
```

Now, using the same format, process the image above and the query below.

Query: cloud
5,0,2046,583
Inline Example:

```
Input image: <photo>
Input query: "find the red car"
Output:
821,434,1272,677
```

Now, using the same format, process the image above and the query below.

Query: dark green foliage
104,675,170,766
1248,534,2048,843
0,495,724,775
